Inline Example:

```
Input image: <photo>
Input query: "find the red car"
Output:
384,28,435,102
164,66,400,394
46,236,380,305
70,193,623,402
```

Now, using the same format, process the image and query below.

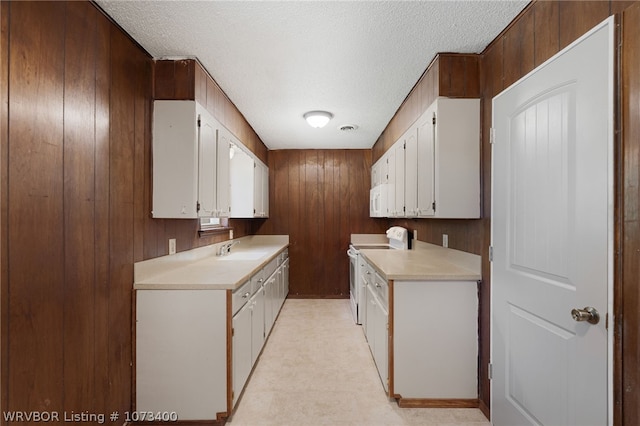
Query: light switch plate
169,238,177,255
442,234,448,248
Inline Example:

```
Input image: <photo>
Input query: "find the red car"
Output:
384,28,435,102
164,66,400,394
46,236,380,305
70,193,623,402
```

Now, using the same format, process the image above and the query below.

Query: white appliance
348,228,411,324
369,184,388,217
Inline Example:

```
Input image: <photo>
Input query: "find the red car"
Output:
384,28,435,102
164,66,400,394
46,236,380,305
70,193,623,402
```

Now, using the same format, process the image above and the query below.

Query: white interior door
491,17,613,426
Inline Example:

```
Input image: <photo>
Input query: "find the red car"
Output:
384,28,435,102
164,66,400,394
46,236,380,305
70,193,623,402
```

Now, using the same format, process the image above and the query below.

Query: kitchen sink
217,251,268,261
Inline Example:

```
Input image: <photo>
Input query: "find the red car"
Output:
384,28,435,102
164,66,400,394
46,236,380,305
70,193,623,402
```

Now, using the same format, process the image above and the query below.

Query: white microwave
369,184,388,218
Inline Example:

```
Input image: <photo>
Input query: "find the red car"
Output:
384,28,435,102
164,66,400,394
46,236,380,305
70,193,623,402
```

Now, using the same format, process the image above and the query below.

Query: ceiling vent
339,124,359,132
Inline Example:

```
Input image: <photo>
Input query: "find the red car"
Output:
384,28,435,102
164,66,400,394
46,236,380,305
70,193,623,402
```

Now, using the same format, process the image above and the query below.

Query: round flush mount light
303,111,333,128
339,124,359,132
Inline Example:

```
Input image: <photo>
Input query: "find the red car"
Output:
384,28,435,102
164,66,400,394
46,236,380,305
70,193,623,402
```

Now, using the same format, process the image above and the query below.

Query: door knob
571,307,600,324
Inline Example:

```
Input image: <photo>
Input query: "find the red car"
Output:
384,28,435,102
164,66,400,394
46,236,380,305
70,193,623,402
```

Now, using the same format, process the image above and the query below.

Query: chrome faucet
218,240,240,256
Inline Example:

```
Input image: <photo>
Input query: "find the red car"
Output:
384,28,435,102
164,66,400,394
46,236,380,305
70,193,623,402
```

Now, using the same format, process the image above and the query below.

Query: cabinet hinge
196,202,201,212
489,246,494,262
490,127,496,145
488,363,493,380
432,114,436,125
197,115,201,128
231,327,234,337
432,201,436,212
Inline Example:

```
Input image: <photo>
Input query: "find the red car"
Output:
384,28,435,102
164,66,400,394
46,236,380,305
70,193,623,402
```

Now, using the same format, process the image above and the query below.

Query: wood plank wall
371,0,640,421
0,1,144,416
256,150,388,297
621,3,640,424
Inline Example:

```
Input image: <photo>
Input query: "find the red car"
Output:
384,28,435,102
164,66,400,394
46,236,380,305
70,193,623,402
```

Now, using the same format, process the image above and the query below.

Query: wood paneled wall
621,3,640,424
0,1,268,419
0,0,143,416
256,150,387,297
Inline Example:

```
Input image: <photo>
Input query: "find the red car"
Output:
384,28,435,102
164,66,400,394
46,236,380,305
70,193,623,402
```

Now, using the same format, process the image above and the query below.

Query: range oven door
347,246,359,323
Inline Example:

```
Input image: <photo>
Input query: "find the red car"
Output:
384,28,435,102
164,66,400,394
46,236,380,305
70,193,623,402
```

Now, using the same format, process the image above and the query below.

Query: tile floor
229,299,490,426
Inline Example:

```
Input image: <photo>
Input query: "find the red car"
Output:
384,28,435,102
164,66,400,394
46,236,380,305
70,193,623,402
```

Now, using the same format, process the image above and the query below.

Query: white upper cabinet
152,100,230,219
416,106,436,217
230,144,269,218
371,97,480,219
215,127,232,218
427,98,480,219
254,161,269,218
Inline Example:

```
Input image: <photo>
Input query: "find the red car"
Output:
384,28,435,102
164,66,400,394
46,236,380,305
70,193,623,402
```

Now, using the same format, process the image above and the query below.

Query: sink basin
217,251,268,261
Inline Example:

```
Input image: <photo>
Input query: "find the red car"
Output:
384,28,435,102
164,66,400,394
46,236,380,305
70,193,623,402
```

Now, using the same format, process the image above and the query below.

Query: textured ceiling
96,0,529,150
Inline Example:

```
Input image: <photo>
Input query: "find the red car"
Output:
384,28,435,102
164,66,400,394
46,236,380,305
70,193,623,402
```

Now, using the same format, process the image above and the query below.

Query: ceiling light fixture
303,111,333,128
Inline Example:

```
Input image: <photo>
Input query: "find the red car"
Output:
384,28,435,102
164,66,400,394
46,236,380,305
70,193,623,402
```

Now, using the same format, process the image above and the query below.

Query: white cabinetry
152,100,230,218
393,280,478,399
360,256,478,403
363,261,389,393
136,290,227,420
230,144,269,218
416,98,480,218
370,97,480,219
137,246,290,421
253,161,269,217
232,291,252,407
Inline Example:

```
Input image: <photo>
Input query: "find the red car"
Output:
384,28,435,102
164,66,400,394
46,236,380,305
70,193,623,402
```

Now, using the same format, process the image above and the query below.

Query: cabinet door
404,128,418,217
386,149,396,217
374,300,389,393
417,107,436,217
262,164,269,217
250,288,265,366
283,258,290,297
197,109,218,217
253,161,263,217
365,284,376,346
216,128,231,217
263,275,275,336
394,141,406,217
232,304,252,407
253,161,269,217
230,146,255,218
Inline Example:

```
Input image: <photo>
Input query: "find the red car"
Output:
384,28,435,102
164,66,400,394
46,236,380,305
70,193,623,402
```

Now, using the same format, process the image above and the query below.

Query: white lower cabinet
136,248,289,422
366,284,389,392
364,266,390,393
393,280,478,400
136,290,227,420
361,257,478,405
232,298,253,407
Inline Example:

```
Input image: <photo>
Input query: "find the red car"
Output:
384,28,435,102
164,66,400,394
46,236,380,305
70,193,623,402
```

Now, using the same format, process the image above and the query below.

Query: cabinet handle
258,278,264,283
375,283,381,288
242,292,250,299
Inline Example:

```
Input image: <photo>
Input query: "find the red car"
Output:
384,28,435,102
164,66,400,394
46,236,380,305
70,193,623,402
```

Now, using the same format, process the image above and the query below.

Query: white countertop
134,235,289,290
360,241,481,281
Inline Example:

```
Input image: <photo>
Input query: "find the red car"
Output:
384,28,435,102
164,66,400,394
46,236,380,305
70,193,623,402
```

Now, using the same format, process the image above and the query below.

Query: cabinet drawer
251,269,265,290
232,280,252,315
263,258,278,280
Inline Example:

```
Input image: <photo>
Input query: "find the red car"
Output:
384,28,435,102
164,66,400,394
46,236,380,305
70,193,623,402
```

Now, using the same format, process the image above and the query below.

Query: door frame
490,16,616,425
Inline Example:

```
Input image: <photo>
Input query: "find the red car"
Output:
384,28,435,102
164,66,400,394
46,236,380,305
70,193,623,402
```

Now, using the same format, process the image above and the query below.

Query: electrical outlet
229,229,234,240
442,234,448,248
169,238,177,255
414,229,418,242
